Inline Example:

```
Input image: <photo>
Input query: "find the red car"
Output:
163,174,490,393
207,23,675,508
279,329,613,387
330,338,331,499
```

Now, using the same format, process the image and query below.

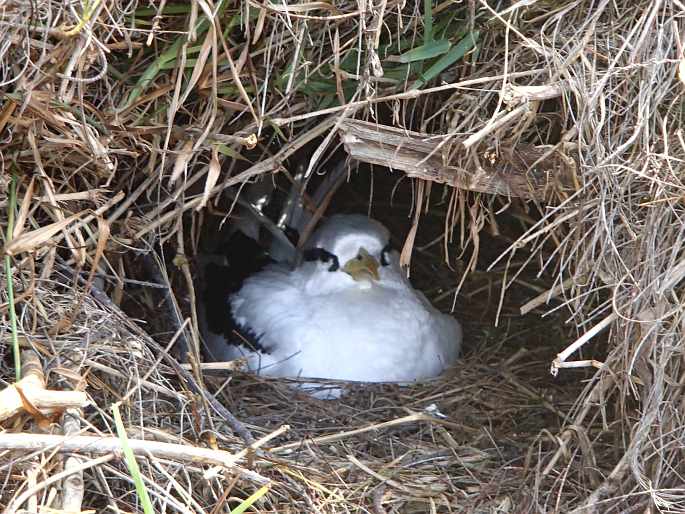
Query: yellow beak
342,248,380,281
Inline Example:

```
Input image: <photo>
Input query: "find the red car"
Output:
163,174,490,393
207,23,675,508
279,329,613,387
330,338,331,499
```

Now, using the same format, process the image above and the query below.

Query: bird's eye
356,254,363,261
303,247,340,272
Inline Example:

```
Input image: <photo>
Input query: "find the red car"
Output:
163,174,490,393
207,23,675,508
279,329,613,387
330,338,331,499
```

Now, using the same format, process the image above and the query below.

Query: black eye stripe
304,244,391,271
380,243,392,266
303,247,340,272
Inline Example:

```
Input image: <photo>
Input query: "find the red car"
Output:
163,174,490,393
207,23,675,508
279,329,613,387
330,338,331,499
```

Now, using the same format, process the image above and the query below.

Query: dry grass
1,265,591,513
1,0,684,512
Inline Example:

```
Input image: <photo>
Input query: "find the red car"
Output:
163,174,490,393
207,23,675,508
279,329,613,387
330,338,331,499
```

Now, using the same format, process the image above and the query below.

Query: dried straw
1,0,683,512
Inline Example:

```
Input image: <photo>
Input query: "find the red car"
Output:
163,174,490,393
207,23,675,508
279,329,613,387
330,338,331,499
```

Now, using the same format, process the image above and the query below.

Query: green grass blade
159,57,199,70
231,485,270,514
434,10,462,39
397,39,451,63
216,144,249,161
120,36,184,110
112,403,155,514
134,4,194,16
4,174,19,381
382,62,422,82
423,0,433,43
411,30,479,90
120,0,228,110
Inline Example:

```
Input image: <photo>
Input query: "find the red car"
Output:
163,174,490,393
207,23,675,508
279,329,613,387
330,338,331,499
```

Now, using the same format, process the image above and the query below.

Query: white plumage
202,214,462,393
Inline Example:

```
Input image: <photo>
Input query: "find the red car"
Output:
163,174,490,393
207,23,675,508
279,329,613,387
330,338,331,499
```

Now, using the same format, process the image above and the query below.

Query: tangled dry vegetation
0,0,684,512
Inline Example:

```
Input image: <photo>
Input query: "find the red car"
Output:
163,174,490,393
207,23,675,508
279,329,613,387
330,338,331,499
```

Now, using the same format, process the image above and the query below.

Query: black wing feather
202,231,274,355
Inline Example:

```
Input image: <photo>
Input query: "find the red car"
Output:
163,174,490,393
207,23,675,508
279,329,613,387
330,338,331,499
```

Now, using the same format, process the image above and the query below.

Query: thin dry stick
271,413,460,452
304,91,359,178
24,463,39,513
542,375,617,477
40,191,125,252
85,359,187,401
120,318,191,403
5,454,115,514
0,433,267,483
520,277,576,315
180,361,246,372
0,190,106,210
551,312,617,376
135,118,336,239
348,454,426,497
85,281,255,446
223,424,290,468
462,103,530,149
270,69,547,126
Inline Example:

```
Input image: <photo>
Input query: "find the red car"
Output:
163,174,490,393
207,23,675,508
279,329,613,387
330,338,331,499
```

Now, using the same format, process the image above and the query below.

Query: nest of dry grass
1,0,684,512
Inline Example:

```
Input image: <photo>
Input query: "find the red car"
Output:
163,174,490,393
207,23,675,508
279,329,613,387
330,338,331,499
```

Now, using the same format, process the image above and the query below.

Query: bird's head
303,214,394,285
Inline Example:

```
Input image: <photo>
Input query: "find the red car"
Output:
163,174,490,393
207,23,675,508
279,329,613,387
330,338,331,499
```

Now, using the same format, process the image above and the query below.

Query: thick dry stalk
339,119,576,199
0,433,268,484
0,350,89,421
61,410,85,513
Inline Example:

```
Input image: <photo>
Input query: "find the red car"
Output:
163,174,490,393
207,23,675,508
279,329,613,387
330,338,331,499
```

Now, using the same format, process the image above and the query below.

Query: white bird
200,214,462,395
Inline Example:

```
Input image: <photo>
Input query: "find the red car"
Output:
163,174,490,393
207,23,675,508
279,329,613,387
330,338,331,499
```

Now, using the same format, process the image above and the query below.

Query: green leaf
231,485,270,514
411,30,479,90
112,403,155,514
398,39,451,63
216,144,249,161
